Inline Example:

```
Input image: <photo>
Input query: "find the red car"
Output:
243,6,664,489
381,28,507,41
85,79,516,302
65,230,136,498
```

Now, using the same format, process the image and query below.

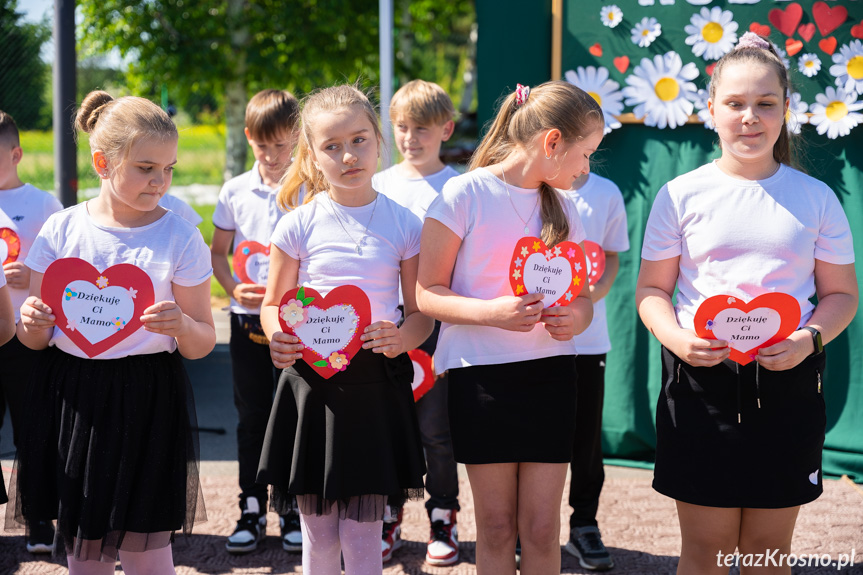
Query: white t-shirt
0,184,63,322
159,193,203,226
565,174,630,355
26,203,213,359
213,161,288,315
642,161,854,330
426,167,588,373
270,192,421,325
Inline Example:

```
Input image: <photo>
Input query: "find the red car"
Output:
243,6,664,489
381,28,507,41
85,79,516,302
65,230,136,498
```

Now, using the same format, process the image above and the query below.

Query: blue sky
20,0,54,23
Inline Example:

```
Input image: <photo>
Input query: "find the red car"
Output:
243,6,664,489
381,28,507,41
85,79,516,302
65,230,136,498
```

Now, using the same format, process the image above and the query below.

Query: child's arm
141,280,216,359
0,285,14,346
361,254,433,356
260,246,304,369
211,227,265,309
589,251,619,302
16,272,56,350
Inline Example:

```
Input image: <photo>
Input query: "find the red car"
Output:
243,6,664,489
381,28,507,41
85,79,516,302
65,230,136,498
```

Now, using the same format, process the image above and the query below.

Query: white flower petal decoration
797,54,822,78
631,17,662,48
565,66,624,134
787,92,809,135
600,5,623,28
809,87,863,139
684,6,738,61
693,88,716,130
770,43,791,70
622,51,700,129
829,40,863,96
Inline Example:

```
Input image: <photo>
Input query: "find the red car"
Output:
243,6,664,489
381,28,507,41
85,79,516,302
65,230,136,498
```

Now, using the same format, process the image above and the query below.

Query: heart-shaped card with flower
509,237,588,307
278,285,372,379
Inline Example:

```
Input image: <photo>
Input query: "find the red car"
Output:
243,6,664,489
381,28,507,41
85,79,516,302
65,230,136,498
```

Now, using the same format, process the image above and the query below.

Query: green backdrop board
476,0,863,481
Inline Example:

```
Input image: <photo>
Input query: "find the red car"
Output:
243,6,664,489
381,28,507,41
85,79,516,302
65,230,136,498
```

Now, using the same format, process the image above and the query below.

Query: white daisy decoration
631,17,662,48
797,54,822,78
684,7,738,61
622,51,700,129
829,40,863,96
786,92,809,135
693,88,715,130
770,42,791,70
809,87,863,139
600,5,623,29
565,66,624,134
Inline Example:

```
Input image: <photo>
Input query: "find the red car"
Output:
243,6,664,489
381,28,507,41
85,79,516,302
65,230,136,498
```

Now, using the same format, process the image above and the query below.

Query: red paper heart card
42,258,155,358
0,228,21,265
584,241,606,286
509,237,587,307
233,240,270,286
278,285,371,379
694,293,801,366
408,348,435,402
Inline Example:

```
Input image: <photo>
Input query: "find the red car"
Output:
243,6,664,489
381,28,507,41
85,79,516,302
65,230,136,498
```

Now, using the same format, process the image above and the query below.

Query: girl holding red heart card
257,84,431,575
417,81,600,574
11,91,215,574
636,33,858,574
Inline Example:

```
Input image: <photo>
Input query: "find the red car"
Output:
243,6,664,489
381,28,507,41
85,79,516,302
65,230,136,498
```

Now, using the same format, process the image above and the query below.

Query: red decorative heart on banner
812,1,847,37
589,43,603,57
768,3,803,37
408,348,435,402
798,23,816,43
785,38,804,56
852,21,863,40
509,237,587,308
584,241,606,286
278,285,371,380
42,258,155,358
0,227,21,265
705,62,717,76
694,293,801,366
749,22,771,37
819,36,837,55
613,56,629,74
233,240,270,286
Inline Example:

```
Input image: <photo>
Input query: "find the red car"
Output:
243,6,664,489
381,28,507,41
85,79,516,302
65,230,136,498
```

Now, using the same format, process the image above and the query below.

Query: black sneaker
225,496,266,554
279,512,302,552
26,520,55,554
565,526,614,571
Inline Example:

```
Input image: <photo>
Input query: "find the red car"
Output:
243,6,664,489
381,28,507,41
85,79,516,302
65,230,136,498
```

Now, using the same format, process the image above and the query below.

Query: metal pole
54,0,77,207
379,0,394,169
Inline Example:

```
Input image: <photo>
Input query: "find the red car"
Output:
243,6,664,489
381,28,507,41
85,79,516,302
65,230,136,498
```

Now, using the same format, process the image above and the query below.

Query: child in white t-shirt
10,90,215,573
371,80,461,567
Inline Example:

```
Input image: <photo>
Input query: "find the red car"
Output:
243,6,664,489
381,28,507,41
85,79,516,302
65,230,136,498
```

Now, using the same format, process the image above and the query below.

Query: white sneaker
225,496,266,554
426,508,459,566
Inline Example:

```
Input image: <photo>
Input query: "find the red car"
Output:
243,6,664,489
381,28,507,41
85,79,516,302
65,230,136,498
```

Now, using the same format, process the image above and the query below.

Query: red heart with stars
769,3,803,37
278,285,371,379
0,228,21,265
42,258,155,358
408,348,435,401
233,240,270,286
584,241,606,286
694,293,801,366
813,1,847,37
509,237,587,308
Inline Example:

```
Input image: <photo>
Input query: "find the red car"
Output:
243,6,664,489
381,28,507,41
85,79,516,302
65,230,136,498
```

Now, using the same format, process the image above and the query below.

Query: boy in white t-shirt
0,110,63,554
371,80,461,567
210,90,301,555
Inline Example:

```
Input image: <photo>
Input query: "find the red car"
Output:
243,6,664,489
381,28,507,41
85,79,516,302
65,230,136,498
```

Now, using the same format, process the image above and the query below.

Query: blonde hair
0,110,20,148
75,90,177,173
469,81,603,247
390,80,456,126
278,84,381,211
245,89,300,141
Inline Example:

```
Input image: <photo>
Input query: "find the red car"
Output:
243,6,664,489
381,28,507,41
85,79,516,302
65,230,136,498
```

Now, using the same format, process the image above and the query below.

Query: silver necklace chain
500,166,539,235
323,191,379,255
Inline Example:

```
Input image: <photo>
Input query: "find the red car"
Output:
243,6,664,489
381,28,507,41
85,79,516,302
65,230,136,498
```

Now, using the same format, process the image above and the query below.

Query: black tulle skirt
4,346,205,561
257,349,426,522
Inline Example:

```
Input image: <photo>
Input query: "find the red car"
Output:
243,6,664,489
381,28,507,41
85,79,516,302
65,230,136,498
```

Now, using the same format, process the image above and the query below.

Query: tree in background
0,0,51,130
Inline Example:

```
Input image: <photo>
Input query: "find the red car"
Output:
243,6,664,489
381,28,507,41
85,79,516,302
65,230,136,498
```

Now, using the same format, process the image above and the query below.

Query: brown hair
0,110,20,148
75,90,177,174
245,89,300,141
277,84,381,211
390,80,456,126
709,37,795,167
469,81,603,247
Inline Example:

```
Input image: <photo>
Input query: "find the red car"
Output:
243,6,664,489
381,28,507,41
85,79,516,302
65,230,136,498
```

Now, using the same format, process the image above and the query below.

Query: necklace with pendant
500,166,539,235
323,191,378,255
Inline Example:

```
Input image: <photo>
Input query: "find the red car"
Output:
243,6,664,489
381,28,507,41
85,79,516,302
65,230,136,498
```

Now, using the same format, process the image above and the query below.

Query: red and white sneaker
426,508,459,566
381,506,403,563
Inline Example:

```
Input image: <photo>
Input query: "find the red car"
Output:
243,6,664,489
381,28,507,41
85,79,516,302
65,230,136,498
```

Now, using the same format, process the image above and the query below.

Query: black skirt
653,346,826,508
447,355,578,464
4,347,205,560
257,349,426,522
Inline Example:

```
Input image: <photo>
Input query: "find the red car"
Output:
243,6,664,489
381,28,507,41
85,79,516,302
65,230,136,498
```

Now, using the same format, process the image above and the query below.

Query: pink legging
301,509,383,575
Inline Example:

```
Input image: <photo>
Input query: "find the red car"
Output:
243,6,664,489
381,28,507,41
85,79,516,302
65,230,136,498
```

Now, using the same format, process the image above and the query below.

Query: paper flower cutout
113,317,126,331
809,87,863,139
693,88,716,130
280,299,308,327
685,7,738,61
787,91,810,135
328,351,350,371
829,40,863,96
96,276,109,289
632,17,662,48
127,287,138,299
600,5,623,28
798,54,822,78
66,318,78,332
512,268,522,281
623,51,699,129
565,66,624,134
